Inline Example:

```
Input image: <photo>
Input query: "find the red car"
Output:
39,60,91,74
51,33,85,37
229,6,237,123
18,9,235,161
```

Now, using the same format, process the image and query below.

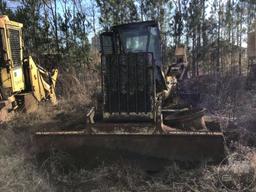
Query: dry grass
0,113,51,191
185,74,256,147
0,73,256,191
0,155,52,192
0,70,98,191
31,148,256,191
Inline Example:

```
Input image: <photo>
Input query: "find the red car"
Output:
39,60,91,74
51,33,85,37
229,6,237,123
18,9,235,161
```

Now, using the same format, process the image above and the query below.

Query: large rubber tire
15,93,39,113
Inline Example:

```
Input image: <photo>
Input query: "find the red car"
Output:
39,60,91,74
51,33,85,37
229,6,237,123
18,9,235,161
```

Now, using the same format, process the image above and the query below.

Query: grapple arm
23,56,58,105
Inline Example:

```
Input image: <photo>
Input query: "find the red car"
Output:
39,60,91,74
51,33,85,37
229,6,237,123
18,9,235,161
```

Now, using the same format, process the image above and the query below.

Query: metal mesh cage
9,29,21,66
103,53,154,114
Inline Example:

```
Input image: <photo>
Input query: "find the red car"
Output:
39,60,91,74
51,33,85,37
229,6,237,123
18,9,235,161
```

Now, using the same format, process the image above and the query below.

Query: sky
6,0,20,9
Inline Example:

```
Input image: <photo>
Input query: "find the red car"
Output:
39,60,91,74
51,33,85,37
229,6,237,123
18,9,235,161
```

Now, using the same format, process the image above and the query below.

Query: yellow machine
0,16,58,122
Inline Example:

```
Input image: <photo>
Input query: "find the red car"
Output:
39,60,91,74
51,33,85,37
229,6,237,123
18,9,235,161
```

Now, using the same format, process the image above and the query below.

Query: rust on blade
35,131,86,135
35,130,223,136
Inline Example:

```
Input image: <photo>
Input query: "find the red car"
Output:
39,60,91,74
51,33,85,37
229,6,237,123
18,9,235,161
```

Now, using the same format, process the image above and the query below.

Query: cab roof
111,20,158,31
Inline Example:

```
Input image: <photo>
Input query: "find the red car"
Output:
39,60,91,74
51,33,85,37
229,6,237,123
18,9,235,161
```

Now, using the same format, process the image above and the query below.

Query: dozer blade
34,124,225,163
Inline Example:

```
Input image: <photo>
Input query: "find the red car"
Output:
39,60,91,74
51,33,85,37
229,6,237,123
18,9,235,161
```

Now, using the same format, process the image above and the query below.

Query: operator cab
100,21,167,120
114,21,162,67
100,21,166,92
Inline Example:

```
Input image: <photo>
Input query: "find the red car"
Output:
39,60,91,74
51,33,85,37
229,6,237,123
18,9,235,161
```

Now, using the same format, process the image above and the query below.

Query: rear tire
15,93,39,113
